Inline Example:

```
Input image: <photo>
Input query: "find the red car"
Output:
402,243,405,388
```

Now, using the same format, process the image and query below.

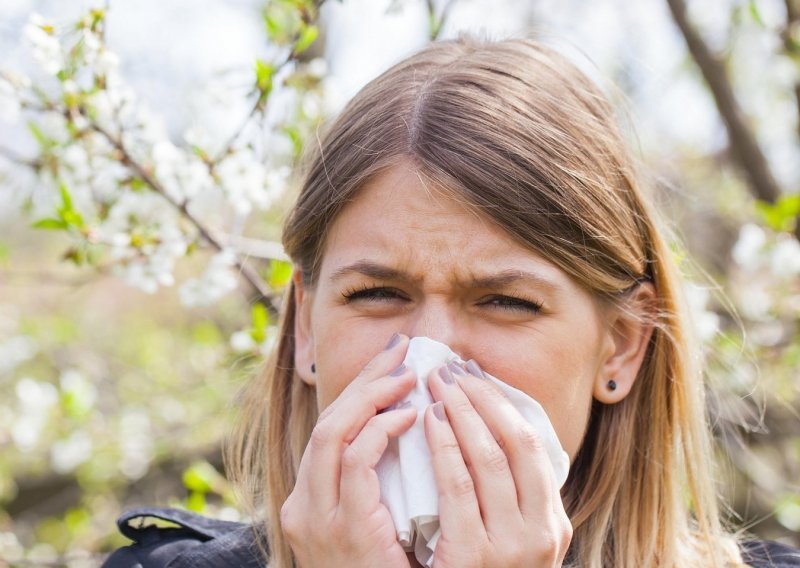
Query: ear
594,282,656,404
293,268,317,387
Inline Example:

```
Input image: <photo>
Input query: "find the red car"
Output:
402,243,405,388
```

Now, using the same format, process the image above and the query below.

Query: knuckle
340,443,363,472
503,542,525,565
478,440,509,473
452,399,476,417
449,470,476,498
516,425,544,453
309,423,332,452
439,438,463,458
537,529,560,557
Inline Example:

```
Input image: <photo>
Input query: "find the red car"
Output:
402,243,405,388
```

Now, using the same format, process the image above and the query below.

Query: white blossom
683,282,720,342
229,330,257,352
731,223,766,270
95,49,121,76
12,378,58,451
230,325,276,356
0,531,24,563
119,409,154,480
0,77,21,123
59,369,98,413
307,57,328,78
0,336,37,374
216,148,271,215
152,140,213,203
179,249,239,306
50,431,93,473
735,281,774,320
769,237,800,278
99,193,189,293
38,111,70,144
24,14,63,76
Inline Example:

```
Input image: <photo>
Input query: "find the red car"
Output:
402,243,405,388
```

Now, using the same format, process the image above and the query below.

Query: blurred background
0,0,798,565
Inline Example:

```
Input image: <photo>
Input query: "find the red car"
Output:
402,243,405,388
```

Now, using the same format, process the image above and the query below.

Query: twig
782,0,800,141
218,233,289,261
0,268,109,287
211,96,263,163
0,144,40,169
665,0,783,206
426,0,458,40
89,121,274,302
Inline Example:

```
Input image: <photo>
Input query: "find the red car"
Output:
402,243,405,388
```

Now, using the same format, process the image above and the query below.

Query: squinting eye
481,295,543,313
342,286,406,303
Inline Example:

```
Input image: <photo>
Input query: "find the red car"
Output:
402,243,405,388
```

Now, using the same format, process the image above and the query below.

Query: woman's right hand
280,333,417,568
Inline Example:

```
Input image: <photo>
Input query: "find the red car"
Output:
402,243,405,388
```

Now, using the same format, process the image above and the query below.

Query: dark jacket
103,507,800,567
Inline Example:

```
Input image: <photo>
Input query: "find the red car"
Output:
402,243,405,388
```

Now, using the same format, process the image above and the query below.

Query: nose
405,298,467,356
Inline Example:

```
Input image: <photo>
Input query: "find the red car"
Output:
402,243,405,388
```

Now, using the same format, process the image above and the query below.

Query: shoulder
741,539,800,567
102,507,266,568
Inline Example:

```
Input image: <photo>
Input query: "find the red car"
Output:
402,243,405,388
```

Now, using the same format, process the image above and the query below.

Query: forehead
318,163,570,287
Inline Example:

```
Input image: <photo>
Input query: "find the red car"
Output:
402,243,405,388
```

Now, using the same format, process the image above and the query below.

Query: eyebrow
329,260,564,293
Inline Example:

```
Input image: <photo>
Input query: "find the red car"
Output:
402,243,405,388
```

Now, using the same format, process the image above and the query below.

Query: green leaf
28,121,53,150
293,24,319,55
776,494,800,531
61,209,85,228
182,462,216,493
282,125,304,159
268,258,293,289
748,0,765,27
186,491,206,513
251,303,269,343
32,218,68,230
129,178,148,192
192,321,222,345
756,195,800,232
59,183,74,210
255,59,275,97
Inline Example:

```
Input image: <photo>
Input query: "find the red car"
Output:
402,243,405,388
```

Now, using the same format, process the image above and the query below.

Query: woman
105,37,800,567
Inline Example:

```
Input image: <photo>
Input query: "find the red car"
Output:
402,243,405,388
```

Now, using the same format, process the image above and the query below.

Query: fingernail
438,365,455,385
384,332,401,350
432,401,447,422
447,361,467,376
395,400,413,410
465,359,487,379
390,363,407,377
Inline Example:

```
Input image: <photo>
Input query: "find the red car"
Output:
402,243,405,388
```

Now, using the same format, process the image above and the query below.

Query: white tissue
376,337,570,568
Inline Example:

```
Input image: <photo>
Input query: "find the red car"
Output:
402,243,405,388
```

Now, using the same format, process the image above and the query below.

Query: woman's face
294,163,643,459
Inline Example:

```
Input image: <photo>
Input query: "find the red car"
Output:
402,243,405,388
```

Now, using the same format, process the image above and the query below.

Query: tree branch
90,122,274,302
782,0,800,141
0,144,40,169
666,0,783,205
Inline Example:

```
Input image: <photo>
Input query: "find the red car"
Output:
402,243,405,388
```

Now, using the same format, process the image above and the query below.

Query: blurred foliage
0,0,798,566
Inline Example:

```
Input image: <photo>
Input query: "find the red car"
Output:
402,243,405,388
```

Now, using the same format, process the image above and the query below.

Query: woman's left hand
424,362,573,568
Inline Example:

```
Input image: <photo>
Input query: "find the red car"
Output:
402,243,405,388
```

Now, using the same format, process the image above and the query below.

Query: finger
424,401,485,543
300,336,415,511
428,363,520,533
338,405,417,519
456,360,559,521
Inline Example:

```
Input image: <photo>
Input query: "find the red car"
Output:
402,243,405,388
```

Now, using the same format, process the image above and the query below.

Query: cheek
311,318,396,409
478,333,600,460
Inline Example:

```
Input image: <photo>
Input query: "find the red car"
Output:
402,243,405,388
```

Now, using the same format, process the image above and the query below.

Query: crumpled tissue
375,336,570,567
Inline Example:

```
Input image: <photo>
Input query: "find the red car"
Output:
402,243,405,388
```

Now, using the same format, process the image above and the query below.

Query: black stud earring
311,363,316,373
607,379,617,391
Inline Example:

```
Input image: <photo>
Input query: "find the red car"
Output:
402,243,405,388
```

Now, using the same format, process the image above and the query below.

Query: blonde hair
227,37,742,567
